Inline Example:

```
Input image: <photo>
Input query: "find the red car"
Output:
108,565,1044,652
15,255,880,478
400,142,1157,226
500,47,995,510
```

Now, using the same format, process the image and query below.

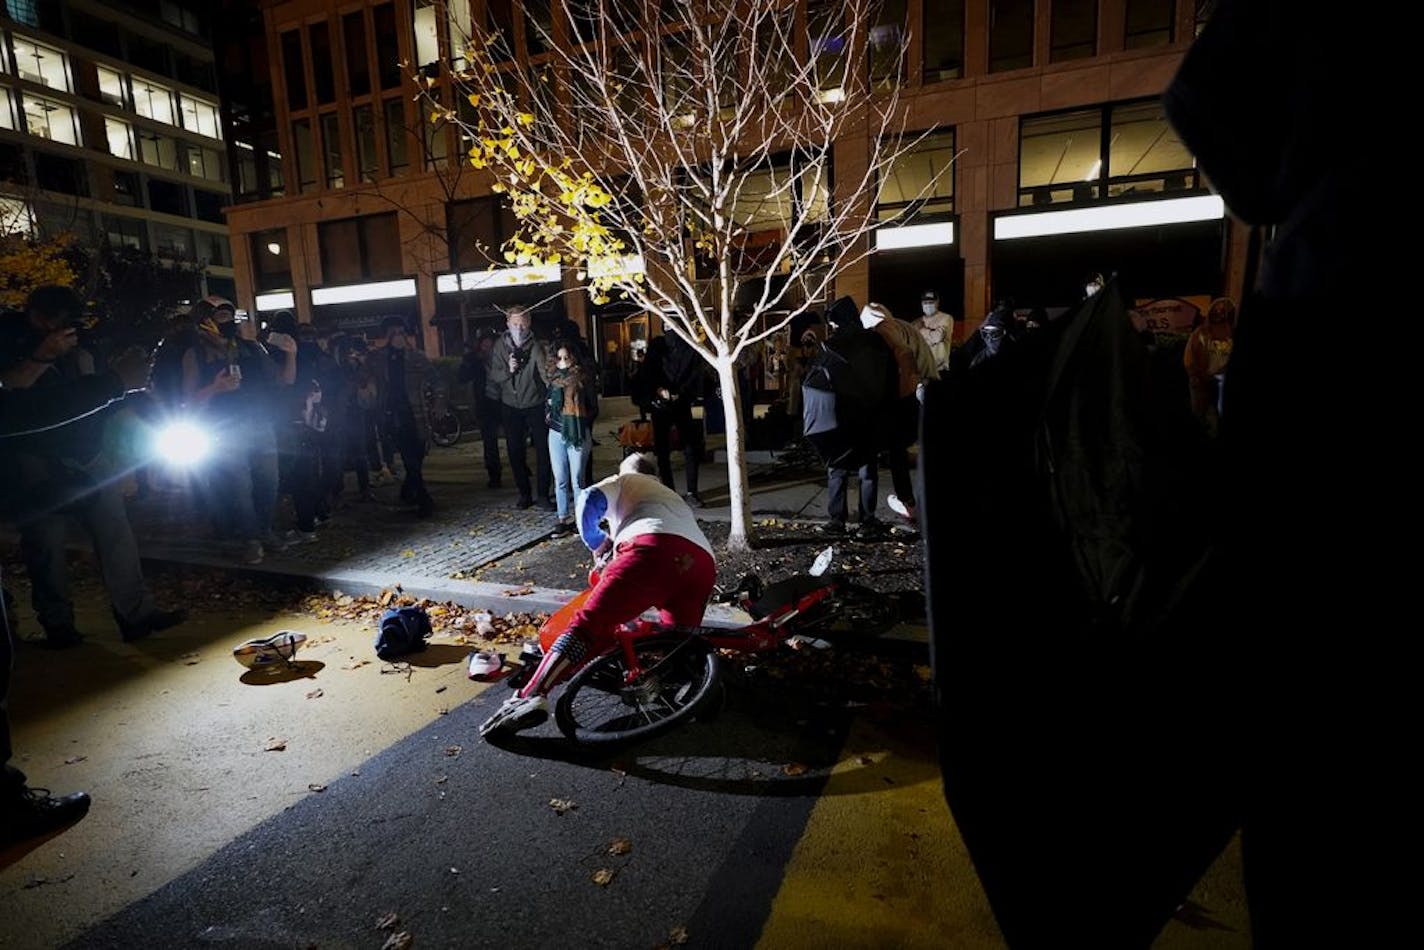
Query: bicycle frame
606,581,840,687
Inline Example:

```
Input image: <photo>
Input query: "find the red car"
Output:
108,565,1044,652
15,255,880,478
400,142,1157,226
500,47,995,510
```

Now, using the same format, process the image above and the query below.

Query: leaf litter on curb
305,688,324,699
265,737,288,752
307,783,326,793
591,868,616,886
375,911,399,931
381,932,413,950
548,798,576,815
608,837,632,856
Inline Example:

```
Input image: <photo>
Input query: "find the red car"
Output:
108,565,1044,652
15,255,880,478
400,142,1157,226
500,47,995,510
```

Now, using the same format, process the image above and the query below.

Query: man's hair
619,452,657,476
506,306,529,323
380,315,408,335
26,285,84,320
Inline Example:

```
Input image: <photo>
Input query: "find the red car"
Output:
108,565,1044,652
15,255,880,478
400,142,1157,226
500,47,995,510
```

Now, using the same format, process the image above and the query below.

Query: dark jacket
802,325,898,467
368,344,443,444
638,334,705,412
487,331,548,409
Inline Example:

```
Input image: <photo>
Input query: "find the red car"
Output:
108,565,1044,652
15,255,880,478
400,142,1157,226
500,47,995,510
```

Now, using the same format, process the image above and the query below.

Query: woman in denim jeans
544,344,595,531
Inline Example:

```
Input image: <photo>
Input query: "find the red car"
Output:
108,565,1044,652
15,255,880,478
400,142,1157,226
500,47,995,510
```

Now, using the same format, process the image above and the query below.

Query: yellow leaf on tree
466,93,480,107
517,112,535,126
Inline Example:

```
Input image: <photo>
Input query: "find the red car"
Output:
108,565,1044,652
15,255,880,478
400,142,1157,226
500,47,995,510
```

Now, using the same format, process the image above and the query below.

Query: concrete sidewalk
2,398,926,646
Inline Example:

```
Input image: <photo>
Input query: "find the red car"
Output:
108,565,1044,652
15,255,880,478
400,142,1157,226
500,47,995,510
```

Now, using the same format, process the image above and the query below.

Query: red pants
570,533,716,657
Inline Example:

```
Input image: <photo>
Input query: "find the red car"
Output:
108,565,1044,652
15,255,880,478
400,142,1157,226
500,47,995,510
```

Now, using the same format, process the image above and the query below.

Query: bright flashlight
154,420,213,467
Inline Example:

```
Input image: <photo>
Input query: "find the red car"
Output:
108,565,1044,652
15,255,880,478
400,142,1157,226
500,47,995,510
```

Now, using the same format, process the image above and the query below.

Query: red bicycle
517,550,897,746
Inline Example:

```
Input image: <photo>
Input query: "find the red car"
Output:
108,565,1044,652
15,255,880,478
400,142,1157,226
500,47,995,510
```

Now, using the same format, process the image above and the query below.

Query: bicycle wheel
430,411,462,447
555,637,721,746
798,582,899,638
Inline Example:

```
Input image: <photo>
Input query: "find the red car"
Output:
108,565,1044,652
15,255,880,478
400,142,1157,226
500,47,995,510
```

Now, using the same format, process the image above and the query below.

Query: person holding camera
181,296,297,564
487,307,553,510
0,286,187,647
2,345,155,843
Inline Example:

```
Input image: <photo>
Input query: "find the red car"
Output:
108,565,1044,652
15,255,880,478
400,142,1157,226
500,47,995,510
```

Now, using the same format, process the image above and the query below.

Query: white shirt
576,473,713,557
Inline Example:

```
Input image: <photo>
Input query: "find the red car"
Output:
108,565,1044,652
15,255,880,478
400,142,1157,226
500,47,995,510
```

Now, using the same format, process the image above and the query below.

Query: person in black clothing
369,317,441,517
2,347,150,844
334,336,377,501
458,331,503,489
804,296,898,537
0,287,187,646
639,331,706,506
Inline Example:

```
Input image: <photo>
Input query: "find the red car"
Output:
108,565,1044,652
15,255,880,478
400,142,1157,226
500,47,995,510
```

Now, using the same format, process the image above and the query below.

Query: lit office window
133,79,176,126
0,90,16,131
1107,101,1196,198
413,0,441,71
1,195,36,236
187,145,224,181
180,95,221,139
97,66,129,108
11,36,71,92
105,116,135,160
138,131,180,171
22,94,81,146
808,0,848,100
878,130,956,222
154,223,194,259
1019,102,1200,206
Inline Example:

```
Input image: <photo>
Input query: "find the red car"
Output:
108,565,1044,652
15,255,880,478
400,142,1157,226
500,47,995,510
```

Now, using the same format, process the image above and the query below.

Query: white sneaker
479,694,548,737
887,494,916,523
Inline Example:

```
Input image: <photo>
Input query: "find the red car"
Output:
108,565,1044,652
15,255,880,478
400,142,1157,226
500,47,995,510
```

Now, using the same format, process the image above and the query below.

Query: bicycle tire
430,411,462,447
798,582,899,638
555,637,721,746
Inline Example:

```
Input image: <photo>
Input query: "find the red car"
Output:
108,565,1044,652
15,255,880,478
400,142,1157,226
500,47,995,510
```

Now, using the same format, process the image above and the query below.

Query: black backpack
374,607,432,660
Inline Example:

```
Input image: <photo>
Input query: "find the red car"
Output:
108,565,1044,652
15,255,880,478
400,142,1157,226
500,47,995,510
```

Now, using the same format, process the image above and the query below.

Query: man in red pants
481,453,716,736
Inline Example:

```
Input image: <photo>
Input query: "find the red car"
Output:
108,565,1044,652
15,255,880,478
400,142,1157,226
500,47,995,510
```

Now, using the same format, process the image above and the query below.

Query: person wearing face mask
181,296,297,564
487,307,553,510
1183,297,1236,434
544,344,596,531
369,317,443,518
1083,272,1106,299
914,290,955,374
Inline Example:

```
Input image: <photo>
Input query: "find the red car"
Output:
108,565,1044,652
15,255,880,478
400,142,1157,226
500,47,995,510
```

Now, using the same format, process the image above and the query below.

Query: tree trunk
714,355,752,552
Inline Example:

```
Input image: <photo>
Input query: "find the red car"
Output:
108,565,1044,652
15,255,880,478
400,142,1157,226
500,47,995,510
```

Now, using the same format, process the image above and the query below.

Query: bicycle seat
746,574,837,620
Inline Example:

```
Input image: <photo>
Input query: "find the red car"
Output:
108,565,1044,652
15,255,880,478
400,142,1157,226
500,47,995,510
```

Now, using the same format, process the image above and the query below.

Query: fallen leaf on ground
63,755,87,765
500,586,536,597
435,775,448,785
548,798,576,815
265,738,288,752
381,932,413,950
591,868,616,886
342,659,371,671
608,837,632,856
305,688,324,700
307,783,326,793
435,685,447,694
400,549,416,558
379,590,394,607
375,911,399,931
180,652,201,665
781,762,808,776
444,745,462,757
856,755,874,766
669,926,690,945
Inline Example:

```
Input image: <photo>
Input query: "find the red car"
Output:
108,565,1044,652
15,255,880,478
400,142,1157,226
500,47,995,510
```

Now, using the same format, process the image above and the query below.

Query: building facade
224,0,1244,366
0,0,235,302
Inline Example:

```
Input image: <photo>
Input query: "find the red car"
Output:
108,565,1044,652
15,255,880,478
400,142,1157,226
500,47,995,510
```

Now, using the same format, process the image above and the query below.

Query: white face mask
1085,284,1101,297
557,357,570,370
921,302,937,317
509,323,530,345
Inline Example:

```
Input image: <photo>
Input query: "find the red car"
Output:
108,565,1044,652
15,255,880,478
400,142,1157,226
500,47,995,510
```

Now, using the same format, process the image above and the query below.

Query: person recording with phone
0,286,187,648
180,296,296,564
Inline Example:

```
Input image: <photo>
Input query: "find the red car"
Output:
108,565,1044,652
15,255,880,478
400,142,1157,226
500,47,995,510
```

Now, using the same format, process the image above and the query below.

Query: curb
134,546,929,657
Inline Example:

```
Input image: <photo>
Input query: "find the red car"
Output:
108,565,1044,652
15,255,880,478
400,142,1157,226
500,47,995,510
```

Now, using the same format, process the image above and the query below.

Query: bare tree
424,0,947,549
